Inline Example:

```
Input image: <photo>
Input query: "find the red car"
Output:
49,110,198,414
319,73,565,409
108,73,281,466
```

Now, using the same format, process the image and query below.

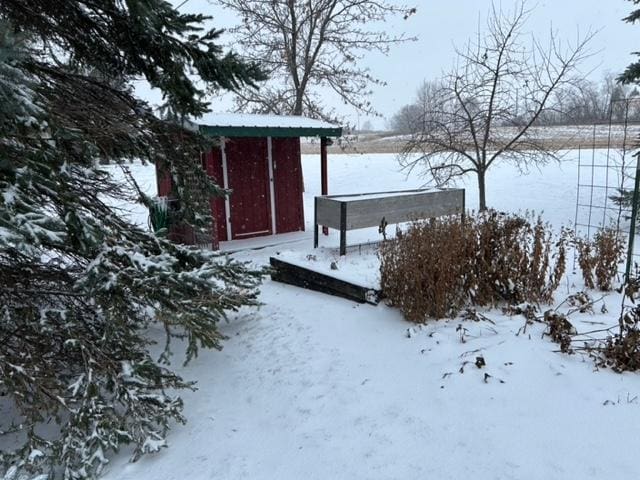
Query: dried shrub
601,326,640,372
470,215,566,306
575,238,596,289
594,230,625,290
599,276,640,372
539,276,640,373
564,291,594,314
533,277,640,374
543,310,577,354
575,229,625,291
379,211,567,322
379,217,474,320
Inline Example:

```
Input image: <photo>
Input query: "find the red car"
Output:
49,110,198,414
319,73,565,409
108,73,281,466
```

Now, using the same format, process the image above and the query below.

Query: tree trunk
293,91,304,116
477,169,487,211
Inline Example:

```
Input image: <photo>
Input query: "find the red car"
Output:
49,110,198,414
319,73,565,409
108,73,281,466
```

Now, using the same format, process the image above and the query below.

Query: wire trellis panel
573,98,640,279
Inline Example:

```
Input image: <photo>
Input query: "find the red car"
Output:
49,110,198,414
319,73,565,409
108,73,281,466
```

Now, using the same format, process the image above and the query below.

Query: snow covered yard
102,152,640,480
105,278,640,480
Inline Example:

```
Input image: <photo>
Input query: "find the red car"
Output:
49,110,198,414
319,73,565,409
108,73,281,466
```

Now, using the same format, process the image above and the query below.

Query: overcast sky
141,0,639,129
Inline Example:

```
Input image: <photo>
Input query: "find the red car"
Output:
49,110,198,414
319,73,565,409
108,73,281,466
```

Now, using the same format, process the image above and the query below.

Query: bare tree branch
399,0,593,210
215,0,416,121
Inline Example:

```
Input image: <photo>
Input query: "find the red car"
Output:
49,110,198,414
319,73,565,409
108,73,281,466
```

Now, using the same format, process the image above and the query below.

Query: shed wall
160,136,306,248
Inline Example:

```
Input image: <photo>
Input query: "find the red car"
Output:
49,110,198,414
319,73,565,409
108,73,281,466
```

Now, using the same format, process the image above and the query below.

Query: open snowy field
306,125,640,154
102,151,640,480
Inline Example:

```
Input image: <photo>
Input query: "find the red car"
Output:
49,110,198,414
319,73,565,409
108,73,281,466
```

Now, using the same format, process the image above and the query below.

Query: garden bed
273,244,382,290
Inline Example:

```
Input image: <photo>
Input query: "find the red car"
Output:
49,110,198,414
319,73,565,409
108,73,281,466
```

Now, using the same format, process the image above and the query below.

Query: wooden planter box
314,188,465,255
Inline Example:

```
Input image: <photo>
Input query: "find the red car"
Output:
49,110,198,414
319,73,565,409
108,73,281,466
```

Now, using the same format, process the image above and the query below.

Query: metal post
461,189,466,221
587,125,596,241
602,105,614,228
339,201,347,256
313,197,319,248
573,145,582,271
625,154,640,281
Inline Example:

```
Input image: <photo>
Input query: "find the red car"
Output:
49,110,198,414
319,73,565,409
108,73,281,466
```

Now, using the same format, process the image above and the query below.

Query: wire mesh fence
573,98,640,279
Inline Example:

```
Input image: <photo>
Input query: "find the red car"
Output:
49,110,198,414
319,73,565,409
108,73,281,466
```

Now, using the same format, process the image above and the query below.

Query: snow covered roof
195,113,342,138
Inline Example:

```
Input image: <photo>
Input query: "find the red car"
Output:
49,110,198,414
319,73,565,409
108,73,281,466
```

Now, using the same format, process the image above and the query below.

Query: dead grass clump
379,211,567,322
575,229,624,291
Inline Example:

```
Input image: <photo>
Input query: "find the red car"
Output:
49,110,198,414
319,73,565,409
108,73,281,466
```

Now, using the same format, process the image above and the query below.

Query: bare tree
215,0,416,121
553,72,640,124
388,103,422,133
400,2,593,211
551,79,602,124
360,119,374,132
389,80,444,133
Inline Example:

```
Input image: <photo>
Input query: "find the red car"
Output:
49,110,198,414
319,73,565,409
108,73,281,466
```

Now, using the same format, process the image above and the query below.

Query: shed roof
196,113,342,138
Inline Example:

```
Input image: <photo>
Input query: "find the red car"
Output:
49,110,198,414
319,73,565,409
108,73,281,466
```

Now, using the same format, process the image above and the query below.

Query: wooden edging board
269,257,380,305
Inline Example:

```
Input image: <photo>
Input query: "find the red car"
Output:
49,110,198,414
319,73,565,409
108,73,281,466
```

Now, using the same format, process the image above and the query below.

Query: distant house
156,113,342,248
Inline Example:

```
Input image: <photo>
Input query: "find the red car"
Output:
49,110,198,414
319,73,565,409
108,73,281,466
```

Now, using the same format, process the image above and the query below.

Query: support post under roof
320,137,329,235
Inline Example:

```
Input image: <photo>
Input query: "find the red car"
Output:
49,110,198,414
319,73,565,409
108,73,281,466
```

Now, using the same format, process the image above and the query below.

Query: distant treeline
390,73,640,134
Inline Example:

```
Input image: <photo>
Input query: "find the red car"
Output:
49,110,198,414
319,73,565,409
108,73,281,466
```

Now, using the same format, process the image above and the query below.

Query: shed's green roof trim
199,125,343,138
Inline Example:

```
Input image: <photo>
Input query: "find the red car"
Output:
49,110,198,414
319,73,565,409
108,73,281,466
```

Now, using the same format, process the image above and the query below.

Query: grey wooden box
314,188,465,255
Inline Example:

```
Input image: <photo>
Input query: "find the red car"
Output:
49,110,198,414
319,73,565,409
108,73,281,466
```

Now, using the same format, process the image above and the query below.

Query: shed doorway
224,137,272,239
210,136,305,242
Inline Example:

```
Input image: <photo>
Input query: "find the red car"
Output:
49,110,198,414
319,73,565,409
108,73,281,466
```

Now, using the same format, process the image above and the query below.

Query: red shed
156,113,342,248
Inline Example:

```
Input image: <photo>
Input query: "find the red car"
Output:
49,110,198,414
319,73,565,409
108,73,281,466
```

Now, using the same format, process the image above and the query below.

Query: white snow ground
99,152,640,480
